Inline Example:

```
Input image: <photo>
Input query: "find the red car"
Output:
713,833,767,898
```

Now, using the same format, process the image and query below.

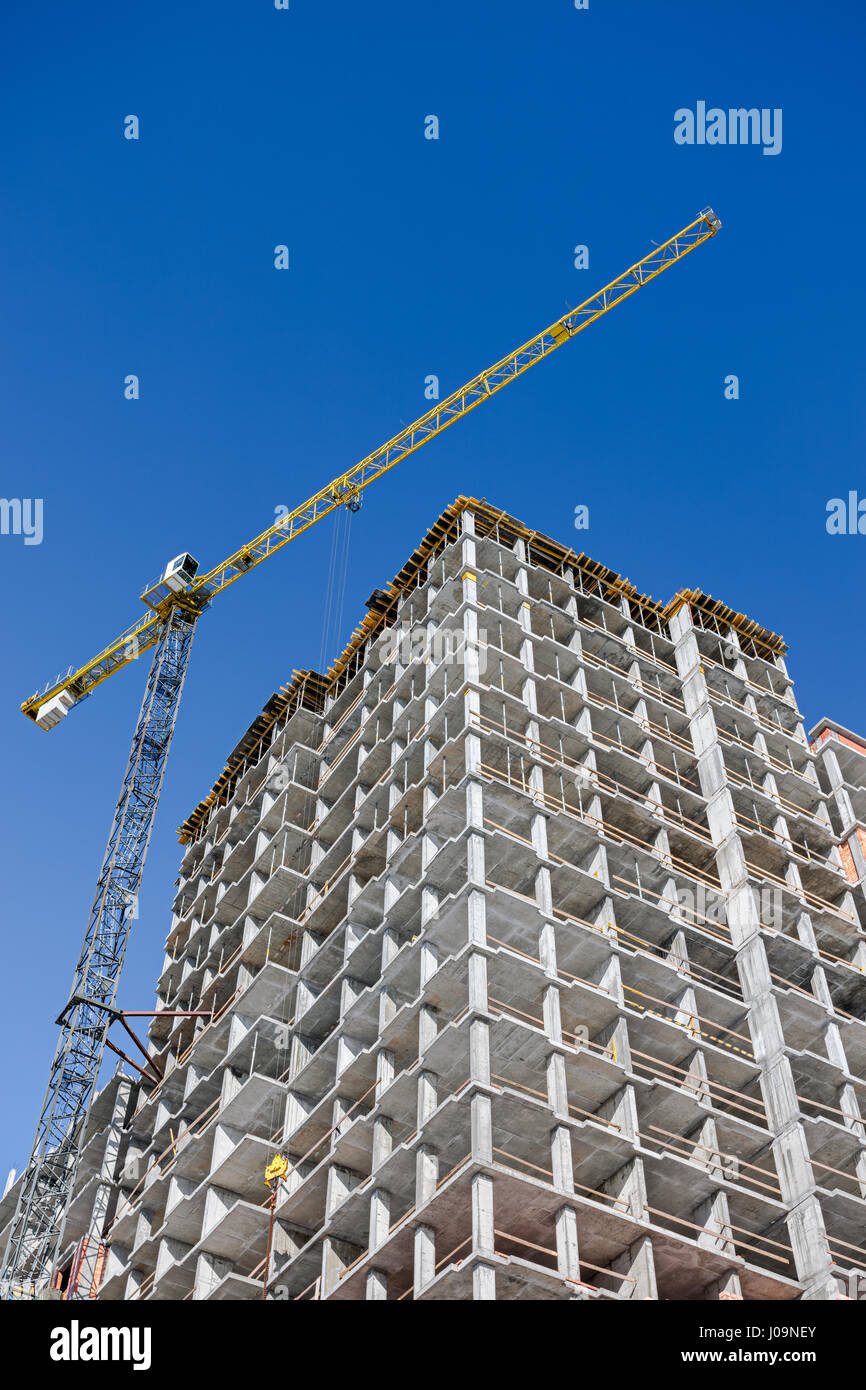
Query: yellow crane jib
20,207,721,732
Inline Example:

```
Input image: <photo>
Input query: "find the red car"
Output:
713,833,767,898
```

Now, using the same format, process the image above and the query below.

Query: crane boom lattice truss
21,210,722,724
2,207,721,1298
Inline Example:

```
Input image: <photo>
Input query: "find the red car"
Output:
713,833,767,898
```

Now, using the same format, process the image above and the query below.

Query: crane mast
2,612,197,1297
1,208,722,1298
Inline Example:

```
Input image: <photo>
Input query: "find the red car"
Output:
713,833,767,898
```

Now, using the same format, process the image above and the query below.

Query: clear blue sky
1,0,864,1173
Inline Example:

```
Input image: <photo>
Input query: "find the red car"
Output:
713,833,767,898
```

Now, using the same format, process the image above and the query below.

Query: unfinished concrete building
38,497,866,1301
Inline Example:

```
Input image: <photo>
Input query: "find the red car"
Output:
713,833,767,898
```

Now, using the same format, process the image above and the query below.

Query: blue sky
1,0,864,1171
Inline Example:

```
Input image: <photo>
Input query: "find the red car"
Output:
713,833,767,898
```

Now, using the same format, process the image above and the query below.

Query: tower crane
1,208,722,1297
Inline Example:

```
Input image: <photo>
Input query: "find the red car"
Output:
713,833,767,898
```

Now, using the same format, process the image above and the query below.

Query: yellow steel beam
21,207,721,724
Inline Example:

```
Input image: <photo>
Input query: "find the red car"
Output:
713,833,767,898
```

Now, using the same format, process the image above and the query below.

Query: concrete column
551,1125,575,1195
375,1047,395,1101
467,888,487,947
368,1186,390,1251
366,1268,388,1300
471,1171,496,1300
471,1092,493,1165
321,1235,363,1297
468,949,488,1011
472,1171,494,1252
705,1269,744,1300
324,1163,362,1217
416,1143,439,1207
418,1005,438,1055
546,1050,569,1119
612,1234,658,1300
194,1251,233,1300
372,1114,393,1172
420,937,439,986
378,985,398,1034
819,746,856,829
417,1069,438,1126
554,1205,580,1282
465,692,483,775
414,1224,436,1292
470,1019,490,1087
695,1189,737,1257
669,601,836,1299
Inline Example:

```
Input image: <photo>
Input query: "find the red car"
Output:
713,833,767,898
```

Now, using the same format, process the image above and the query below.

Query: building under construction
5,496,866,1302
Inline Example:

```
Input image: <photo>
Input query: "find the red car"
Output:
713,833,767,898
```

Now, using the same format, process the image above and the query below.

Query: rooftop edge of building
810,717,866,754
176,494,788,846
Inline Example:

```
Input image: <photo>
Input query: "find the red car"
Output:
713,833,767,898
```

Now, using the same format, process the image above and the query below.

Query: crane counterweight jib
33,689,75,731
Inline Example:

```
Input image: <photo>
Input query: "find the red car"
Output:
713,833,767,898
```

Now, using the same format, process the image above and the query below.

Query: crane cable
319,504,354,679
265,496,355,1213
